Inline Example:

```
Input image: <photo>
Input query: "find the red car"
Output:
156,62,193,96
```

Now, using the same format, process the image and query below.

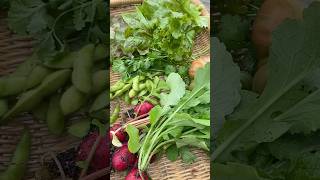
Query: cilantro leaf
8,0,52,35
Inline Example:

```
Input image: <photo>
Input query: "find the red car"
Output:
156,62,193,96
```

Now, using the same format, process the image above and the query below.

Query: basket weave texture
110,1,210,180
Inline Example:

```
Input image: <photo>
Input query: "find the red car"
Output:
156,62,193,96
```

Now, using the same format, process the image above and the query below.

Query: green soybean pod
89,90,108,112
72,44,95,94
138,83,146,90
144,97,158,106
60,86,87,115
132,76,140,91
110,81,125,92
124,93,131,104
153,76,160,87
110,104,120,124
113,84,131,98
145,80,153,91
0,99,8,118
26,65,52,89
47,95,65,135
43,52,77,69
128,89,137,98
38,69,71,96
131,99,139,105
0,130,31,180
138,90,148,97
94,44,107,62
139,75,145,81
1,89,43,123
31,101,49,122
0,76,26,97
92,70,108,94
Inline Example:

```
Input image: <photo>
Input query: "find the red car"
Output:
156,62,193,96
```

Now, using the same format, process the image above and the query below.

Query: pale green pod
89,90,108,112
92,70,108,94
60,86,87,115
43,52,77,69
26,65,52,89
47,95,65,135
0,77,26,97
72,44,95,94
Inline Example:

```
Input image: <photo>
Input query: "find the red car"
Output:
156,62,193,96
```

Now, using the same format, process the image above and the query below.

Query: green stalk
139,86,205,171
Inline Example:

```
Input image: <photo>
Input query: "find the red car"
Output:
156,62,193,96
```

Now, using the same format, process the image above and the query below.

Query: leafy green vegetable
68,119,91,138
135,64,210,172
213,2,320,179
218,15,250,49
8,0,108,62
126,124,141,153
111,0,208,78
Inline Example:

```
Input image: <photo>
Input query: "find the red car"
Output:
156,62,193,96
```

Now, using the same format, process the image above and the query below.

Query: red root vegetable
125,168,149,180
134,102,154,116
76,131,109,173
109,123,127,142
112,144,137,171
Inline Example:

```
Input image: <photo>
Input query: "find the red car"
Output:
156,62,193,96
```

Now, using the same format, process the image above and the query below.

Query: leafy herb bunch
111,0,208,79
8,0,108,62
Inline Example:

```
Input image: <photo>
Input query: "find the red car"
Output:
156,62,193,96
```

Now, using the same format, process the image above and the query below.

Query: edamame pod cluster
0,43,109,135
110,75,169,106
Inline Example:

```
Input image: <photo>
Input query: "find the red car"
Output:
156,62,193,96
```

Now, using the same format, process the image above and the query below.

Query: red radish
134,102,154,116
109,123,127,142
125,168,149,180
76,131,109,172
112,144,137,171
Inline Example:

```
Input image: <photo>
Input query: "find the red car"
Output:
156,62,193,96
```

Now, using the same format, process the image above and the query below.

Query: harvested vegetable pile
213,1,320,179
0,0,108,179
110,0,210,179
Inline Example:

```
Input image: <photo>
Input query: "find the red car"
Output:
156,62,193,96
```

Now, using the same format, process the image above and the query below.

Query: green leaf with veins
8,0,52,35
213,162,268,180
160,73,186,107
166,144,179,161
126,124,141,153
212,37,241,133
213,2,320,162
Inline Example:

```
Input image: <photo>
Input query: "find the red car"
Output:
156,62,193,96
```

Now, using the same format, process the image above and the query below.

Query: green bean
113,84,131,98
89,90,108,112
92,70,108,94
144,97,158,105
124,93,131,104
2,70,71,122
110,104,120,124
145,80,153,91
43,52,77,69
139,75,145,81
60,86,87,115
26,65,52,89
47,94,65,135
138,90,148,97
72,44,95,94
0,77,26,97
2,89,43,123
0,99,8,118
131,99,139,105
153,76,160,87
32,101,48,122
139,83,146,90
0,130,31,180
110,81,125,93
38,69,71,96
128,89,137,98
93,44,107,62
132,76,140,91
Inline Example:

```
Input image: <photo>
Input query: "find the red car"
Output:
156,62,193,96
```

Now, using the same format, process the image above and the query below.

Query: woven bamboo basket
0,0,210,179
110,0,210,180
